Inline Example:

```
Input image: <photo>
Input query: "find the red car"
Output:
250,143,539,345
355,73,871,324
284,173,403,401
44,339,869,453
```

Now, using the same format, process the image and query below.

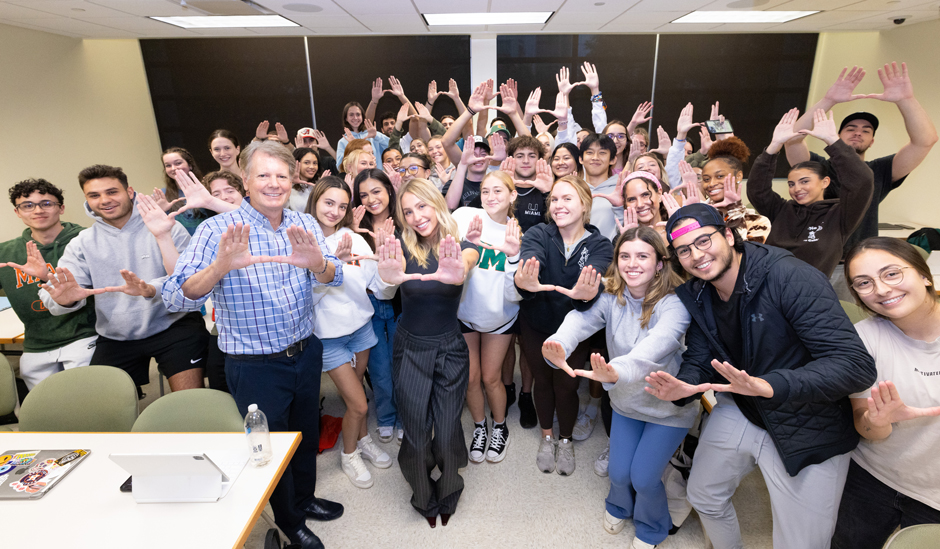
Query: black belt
232,336,312,360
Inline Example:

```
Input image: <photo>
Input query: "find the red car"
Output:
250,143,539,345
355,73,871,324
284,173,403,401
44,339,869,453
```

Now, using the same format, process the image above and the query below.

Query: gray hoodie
39,197,191,341
589,174,624,241
547,292,700,428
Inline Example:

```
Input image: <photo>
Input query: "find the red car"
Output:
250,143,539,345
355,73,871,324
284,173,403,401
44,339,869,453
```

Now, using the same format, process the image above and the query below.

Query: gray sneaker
556,438,575,476
536,436,556,473
594,443,610,477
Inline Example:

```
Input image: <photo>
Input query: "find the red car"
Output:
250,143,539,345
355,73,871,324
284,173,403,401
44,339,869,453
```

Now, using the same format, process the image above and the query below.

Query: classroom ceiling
0,0,938,39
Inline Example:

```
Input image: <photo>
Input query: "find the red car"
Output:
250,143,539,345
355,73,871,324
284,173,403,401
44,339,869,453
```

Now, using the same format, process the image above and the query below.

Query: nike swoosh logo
190,358,203,364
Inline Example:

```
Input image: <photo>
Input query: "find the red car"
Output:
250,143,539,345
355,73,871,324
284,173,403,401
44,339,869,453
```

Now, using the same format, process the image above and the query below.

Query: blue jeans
225,336,323,532
369,294,398,428
606,412,689,546
832,459,940,549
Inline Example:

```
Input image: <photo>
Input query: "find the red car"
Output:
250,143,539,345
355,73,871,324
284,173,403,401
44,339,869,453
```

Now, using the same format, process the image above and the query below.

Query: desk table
0,307,24,346
0,431,300,548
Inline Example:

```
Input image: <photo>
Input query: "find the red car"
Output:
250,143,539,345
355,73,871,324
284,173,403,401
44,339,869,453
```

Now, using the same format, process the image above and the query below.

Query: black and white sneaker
469,422,488,463
486,422,510,463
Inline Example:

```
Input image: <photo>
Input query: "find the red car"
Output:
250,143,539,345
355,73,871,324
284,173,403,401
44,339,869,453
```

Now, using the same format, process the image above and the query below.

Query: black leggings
520,318,591,439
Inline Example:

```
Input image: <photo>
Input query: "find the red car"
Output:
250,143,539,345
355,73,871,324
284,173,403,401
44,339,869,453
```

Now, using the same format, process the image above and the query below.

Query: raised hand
592,169,625,207
499,156,517,176
555,265,600,300
578,61,600,94
1,241,51,281
467,81,493,114
487,133,507,163
334,232,354,263
709,101,721,121
444,78,460,100
434,163,451,183
343,127,355,142
524,87,543,119
678,161,703,201
864,62,913,103
311,129,328,149
576,353,619,383
275,122,289,144
556,66,576,97
514,257,556,293
699,126,714,155
137,193,176,238
255,120,270,140
543,91,568,121
377,235,421,285
628,134,645,165
676,102,700,139
364,118,378,139
371,77,386,104
533,114,556,136
351,205,368,234
269,225,329,272
532,158,554,193
214,223,272,274
151,187,183,212
465,215,484,246
103,269,157,298
711,174,741,208
645,370,709,401
662,191,682,218
388,169,402,192
866,380,940,427
388,75,406,101
615,206,639,235
496,81,519,115
651,125,671,157
482,78,497,105
709,360,774,398
39,266,106,306
542,340,576,377
420,235,466,284
628,101,653,134
470,217,521,257
427,80,440,105
798,108,839,146
824,66,867,104
768,108,802,153
413,102,433,124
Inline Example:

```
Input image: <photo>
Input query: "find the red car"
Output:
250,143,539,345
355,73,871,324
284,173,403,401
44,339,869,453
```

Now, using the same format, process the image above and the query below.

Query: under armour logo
751,313,764,322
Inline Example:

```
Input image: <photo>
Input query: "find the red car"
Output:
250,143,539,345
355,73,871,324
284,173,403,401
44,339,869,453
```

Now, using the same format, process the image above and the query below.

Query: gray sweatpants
687,394,850,549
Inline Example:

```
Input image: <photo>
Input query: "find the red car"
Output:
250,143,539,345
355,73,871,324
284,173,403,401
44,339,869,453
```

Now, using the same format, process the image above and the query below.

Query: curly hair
9,178,65,206
706,137,751,174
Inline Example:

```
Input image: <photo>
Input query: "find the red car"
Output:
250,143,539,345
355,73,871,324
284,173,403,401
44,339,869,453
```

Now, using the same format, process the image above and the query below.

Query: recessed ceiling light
423,12,553,26
672,11,818,23
150,15,299,28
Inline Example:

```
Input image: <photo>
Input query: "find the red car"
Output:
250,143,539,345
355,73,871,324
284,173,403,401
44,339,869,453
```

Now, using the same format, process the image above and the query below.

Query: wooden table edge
234,431,302,549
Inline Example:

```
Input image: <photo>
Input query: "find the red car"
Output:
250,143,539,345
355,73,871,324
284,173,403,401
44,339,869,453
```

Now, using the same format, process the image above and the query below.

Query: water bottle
244,404,272,467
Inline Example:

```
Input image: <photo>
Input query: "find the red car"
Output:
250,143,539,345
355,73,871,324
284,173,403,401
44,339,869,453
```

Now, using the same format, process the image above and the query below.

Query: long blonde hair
480,171,518,221
396,178,460,268
604,226,683,328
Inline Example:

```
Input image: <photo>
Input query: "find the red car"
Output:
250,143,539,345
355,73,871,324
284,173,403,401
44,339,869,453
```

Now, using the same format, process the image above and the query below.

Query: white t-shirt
851,316,940,511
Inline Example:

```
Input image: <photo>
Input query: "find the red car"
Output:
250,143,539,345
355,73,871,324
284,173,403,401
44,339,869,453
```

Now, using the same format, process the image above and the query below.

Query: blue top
162,199,343,355
336,130,390,165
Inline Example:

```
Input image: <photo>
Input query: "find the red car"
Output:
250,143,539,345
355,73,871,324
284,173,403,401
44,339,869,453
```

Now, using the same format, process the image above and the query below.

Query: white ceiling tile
5,0,127,18
413,0,487,13
334,0,418,16
84,0,208,17
558,0,641,13
707,22,791,30
254,0,348,15
543,11,618,27
773,0,859,9
280,13,363,28
833,0,937,10
848,8,940,24
768,9,871,29
7,15,134,36
542,20,608,31
485,23,549,32
304,25,371,34
489,0,566,11
656,22,726,31
0,3,57,18
700,0,793,8
73,15,194,32
188,27,268,36
603,11,691,29
823,19,897,29
245,26,309,35
627,0,712,11
355,13,427,32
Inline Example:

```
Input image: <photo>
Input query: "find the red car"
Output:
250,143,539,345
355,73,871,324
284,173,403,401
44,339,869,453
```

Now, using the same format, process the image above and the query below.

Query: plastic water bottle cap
248,404,258,413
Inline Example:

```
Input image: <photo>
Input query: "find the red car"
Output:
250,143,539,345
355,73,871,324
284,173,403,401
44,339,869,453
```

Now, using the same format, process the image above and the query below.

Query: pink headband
670,220,701,241
625,170,663,192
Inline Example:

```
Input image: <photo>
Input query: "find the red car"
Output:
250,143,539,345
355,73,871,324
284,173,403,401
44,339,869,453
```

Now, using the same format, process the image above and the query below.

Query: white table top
0,307,24,344
0,431,300,548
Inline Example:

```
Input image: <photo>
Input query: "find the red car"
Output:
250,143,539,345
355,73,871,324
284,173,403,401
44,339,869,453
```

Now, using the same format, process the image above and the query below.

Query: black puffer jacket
674,242,876,476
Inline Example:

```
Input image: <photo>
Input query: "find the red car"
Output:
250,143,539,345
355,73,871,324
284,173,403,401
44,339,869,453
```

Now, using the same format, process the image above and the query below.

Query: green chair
840,300,868,324
18,365,138,432
884,524,940,548
0,355,17,431
914,245,930,261
132,389,244,432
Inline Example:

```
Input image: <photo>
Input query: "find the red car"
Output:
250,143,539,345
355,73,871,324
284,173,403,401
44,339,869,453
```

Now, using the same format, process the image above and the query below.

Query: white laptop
109,451,247,503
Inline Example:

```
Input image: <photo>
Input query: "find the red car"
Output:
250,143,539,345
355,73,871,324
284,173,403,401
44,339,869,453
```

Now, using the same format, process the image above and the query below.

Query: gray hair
239,140,295,182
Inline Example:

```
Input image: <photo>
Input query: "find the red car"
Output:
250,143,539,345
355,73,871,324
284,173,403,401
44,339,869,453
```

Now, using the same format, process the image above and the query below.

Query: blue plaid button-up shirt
162,200,342,355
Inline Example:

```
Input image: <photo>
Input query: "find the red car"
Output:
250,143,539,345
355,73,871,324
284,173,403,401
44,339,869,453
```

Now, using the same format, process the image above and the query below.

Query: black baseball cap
665,204,726,245
472,135,491,153
839,112,879,134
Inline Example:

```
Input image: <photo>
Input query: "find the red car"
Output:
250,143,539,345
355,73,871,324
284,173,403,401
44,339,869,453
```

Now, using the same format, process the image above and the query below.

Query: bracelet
676,138,686,142
466,106,477,116
590,92,603,102
312,260,330,276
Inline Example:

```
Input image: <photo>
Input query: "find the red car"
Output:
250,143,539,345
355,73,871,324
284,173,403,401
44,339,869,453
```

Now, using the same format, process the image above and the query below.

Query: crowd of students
1,60,938,549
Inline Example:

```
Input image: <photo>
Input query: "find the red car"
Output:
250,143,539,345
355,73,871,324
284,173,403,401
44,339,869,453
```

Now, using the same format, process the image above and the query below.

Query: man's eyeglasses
851,267,910,295
15,200,61,212
674,230,721,259
607,133,628,141
396,165,425,175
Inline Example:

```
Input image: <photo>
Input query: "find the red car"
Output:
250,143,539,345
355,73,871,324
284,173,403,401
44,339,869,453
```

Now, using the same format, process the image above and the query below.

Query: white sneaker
594,443,610,477
358,434,392,469
572,409,597,441
630,537,656,549
341,448,373,489
396,428,404,445
376,426,394,443
604,510,625,535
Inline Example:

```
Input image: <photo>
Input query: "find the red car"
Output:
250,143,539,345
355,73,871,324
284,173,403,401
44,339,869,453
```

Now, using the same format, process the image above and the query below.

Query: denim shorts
321,322,379,372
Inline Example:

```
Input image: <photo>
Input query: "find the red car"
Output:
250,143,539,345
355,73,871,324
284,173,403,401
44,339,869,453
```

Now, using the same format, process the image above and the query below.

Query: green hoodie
0,222,97,352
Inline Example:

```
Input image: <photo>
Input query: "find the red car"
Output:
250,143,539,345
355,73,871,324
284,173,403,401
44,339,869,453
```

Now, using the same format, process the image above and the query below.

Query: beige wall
802,20,940,228
0,23,163,241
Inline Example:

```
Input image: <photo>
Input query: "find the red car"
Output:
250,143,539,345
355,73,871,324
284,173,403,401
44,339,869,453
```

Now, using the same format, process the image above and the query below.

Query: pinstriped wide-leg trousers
393,325,470,517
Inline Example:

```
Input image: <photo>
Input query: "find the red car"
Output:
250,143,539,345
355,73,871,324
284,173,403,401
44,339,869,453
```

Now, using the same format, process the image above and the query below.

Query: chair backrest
884,524,940,549
840,300,868,324
132,389,244,433
0,354,17,417
18,365,138,432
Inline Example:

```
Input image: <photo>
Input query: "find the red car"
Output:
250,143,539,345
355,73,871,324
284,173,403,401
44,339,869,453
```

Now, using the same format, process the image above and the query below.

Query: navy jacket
674,242,876,476
516,222,614,333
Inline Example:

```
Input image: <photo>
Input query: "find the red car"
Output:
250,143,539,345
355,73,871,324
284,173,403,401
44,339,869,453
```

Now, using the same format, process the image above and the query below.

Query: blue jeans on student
606,412,689,546
225,336,323,532
369,294,398,428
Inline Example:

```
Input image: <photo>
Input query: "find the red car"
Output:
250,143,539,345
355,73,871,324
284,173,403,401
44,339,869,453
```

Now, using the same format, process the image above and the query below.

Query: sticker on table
56,450,88,466
9,452,39,466
0,463,14,475
0,455,11,466
10,468,48,493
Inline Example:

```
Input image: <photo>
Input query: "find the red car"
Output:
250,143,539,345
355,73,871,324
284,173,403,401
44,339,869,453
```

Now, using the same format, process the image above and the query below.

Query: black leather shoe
440,513,451,526
303,497,344,521
426,516,437,528
282,524,325,549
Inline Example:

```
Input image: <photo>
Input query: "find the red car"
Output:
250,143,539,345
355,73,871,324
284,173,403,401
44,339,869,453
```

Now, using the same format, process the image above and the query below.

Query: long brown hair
844,237,938,319
305,176,354,231
162,147,203,203
604,226,683,328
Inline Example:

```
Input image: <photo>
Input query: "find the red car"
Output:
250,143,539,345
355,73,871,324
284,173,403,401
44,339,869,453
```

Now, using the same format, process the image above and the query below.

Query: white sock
584,397,601,419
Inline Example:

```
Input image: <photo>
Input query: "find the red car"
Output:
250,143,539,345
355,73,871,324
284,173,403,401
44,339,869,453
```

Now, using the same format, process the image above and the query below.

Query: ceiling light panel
672,11,817,23
150,15,299,28
423,12,553,25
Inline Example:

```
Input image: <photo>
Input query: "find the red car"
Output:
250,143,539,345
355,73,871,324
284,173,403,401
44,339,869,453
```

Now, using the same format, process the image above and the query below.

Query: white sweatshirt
452,207,521,333
312,227,387,339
